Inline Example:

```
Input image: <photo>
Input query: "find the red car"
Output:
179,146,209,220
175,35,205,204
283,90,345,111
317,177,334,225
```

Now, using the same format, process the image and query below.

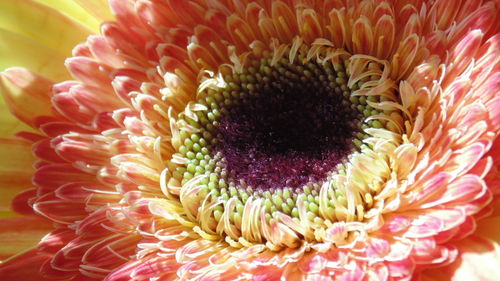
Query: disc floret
162,40,402,248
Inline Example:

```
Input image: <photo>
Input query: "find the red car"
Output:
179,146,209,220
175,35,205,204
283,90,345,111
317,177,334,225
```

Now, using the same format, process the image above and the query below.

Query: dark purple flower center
213,71,361,191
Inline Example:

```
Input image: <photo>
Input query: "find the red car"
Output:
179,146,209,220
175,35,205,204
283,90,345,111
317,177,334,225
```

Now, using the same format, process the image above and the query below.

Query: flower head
0,0,499,280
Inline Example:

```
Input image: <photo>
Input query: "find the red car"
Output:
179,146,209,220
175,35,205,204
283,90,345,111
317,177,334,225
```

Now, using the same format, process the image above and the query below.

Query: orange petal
475,215,500,244
0,216,53,260
297,9,323,44
187,43,220,70
327,8,347,48
432,0,461,30
193,25,229,63
271,1,299,42
391,34,419,80
351,16,374,55
374,15,395,59
227,14,256,51
164,0,205,28
82,234,142,276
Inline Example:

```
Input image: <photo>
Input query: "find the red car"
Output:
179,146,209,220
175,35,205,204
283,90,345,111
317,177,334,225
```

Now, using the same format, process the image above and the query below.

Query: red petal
0,248,52,281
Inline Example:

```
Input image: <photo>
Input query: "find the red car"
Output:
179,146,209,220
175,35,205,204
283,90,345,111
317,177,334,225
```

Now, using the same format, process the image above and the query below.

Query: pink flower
0,0,499,280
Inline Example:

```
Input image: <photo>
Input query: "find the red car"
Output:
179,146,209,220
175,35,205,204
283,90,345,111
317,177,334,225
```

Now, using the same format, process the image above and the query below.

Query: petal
486,96,500,131
392,34,419,79
105,260,142,281
475,216,500,245
450,235,500,281
271,1,299,42
0,248,53,281
0,0,92,56
65,57,113,88
0,138,35,218
432,0,461,30
297,9,323,44
82,234,141,271
87,35,126,68
33,164,96,194
374,15,395,59
11,188,37,215
420,175,487,209
445,29,484,84
74,0,114,23
0,30,70,81
385,258,414,280
37,229,75,255
32,0,104,32
0,68,56,128
0,216,53,260
33,193,88,224
0,96,33,138
422,213,500,281
352,16,374,55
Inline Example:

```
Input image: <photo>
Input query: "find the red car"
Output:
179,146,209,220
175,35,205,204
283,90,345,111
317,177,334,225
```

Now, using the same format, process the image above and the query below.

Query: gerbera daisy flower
0,0,499,280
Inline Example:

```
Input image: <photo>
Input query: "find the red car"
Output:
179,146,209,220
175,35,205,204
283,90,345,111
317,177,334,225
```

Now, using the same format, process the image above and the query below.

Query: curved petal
0,0,92,56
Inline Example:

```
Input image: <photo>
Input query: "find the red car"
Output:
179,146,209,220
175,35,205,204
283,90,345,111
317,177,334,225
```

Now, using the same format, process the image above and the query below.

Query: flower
0,0,499,280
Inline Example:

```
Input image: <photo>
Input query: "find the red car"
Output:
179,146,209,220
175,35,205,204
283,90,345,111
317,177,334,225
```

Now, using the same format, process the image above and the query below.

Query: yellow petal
0,138,35,187
0,138,35,219
74,0,115,23
0,94,32,138
0,0,92,56
0,30,71,81
0,68,55,128
32,0,104,32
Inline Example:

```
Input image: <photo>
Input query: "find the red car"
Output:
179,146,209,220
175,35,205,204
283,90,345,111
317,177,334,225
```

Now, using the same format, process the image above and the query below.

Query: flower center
164,42,398,246
213,57,361,191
